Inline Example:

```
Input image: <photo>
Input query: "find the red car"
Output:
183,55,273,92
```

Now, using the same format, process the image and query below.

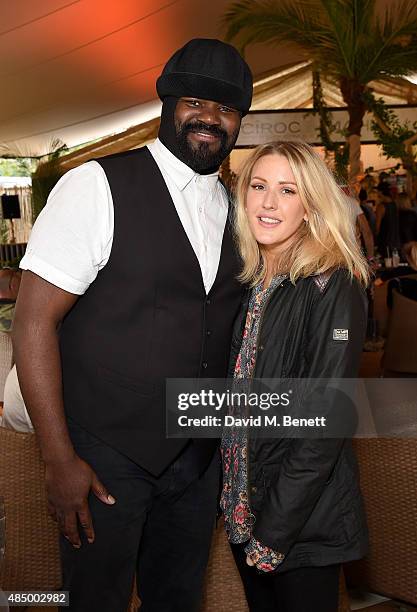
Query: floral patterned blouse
220,275,286,572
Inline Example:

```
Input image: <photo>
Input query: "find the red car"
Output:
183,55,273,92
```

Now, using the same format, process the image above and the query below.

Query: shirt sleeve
244,536,284,572
20,161,113,295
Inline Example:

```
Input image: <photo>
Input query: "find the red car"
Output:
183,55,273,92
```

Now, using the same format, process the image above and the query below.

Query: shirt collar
148,138,220,192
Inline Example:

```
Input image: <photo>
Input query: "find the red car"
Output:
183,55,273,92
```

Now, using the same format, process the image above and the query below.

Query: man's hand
45,454,115,547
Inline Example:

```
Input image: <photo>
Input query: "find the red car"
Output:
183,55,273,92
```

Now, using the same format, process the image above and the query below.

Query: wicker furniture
0,331,13,403
382,287,417,375
346,438,417,605
0,427,351,611
0,427,61,593
346,279,417,603
201,520,249,612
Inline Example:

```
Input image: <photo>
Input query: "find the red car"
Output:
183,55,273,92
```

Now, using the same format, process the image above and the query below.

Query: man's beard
175,119,238,174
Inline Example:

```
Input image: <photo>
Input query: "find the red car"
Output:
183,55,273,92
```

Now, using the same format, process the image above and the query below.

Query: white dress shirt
20,138,229,294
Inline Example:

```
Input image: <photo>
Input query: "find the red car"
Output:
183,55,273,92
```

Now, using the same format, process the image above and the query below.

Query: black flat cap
156,38,253,115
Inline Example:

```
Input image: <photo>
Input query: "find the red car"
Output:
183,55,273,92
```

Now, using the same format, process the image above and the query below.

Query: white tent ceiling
0,0,304,157
0,0,403,158
50,60,417,173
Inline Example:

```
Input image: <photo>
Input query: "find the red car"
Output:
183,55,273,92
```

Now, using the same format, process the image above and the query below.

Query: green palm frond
223,0,417,82
223,0,326,52
362,0,417,81
223,0,354,79
319,0,375,75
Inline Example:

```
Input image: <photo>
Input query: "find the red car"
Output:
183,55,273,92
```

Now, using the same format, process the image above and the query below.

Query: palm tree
223,0,417,182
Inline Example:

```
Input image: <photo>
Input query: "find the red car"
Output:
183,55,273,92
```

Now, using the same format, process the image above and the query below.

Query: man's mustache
182,121,227,139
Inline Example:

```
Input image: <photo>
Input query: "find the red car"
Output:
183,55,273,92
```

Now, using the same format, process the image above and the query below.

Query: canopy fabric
0,0,302,158
1,0,399,159
54,60,417,173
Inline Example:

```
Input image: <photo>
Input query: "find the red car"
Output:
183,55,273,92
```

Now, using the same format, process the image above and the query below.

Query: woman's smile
257,215,282,227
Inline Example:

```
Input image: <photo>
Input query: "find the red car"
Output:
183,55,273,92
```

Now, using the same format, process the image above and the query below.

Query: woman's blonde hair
234,141,369,286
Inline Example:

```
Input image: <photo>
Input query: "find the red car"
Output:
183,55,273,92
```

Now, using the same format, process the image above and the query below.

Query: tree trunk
404,144,417,199
340,77,366,184
347,134,362,183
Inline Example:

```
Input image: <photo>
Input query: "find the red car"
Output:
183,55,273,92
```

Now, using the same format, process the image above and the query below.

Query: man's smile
188,131,221,143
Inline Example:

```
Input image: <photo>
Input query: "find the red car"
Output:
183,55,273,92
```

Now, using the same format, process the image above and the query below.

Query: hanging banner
236,105,417,147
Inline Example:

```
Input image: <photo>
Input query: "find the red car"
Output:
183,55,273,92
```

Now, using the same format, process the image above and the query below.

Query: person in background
376,171,390,193
397,192,417,248
356,201,375,261
221,141,369,612
359,187,377,238
12,39,253,612
376,184,400,259
0,364,33,433
344,185,374,261
367,187,380,209
404,241,417,271
360,171,376,193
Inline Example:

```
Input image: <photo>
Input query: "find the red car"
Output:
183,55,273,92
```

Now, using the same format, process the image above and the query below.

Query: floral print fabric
220,275,286,571
245,536,285,572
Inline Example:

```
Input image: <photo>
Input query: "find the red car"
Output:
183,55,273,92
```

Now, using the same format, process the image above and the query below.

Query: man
12,39,253,612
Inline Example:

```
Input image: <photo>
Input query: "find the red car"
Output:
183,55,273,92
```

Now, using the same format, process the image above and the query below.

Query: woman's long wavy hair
234,141,370,286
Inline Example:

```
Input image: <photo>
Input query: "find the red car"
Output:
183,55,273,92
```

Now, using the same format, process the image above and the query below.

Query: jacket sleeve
252,270,367,554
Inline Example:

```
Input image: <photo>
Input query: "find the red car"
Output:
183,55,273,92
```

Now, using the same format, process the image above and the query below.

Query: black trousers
60,420,220,612
231,543,340,612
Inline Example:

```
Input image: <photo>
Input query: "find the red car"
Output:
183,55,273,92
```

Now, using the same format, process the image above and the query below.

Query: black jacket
229,268,369,572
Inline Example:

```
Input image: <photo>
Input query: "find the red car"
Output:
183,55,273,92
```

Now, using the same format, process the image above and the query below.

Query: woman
220,142,369,612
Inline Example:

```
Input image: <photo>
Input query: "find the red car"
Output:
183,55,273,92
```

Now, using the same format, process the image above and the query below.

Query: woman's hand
244,536,284,572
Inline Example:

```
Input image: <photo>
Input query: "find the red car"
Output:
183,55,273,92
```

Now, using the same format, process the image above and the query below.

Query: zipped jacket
229,268,369,572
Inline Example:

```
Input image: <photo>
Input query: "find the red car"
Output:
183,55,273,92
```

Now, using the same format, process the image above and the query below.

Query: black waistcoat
59,146,244,476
